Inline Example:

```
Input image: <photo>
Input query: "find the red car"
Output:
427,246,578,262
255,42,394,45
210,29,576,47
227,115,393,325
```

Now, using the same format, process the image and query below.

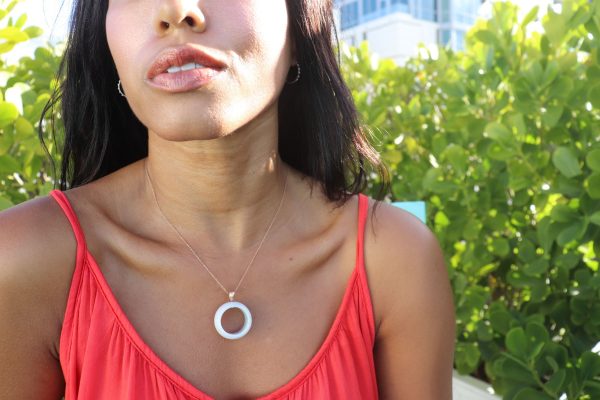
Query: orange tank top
50,190,379,399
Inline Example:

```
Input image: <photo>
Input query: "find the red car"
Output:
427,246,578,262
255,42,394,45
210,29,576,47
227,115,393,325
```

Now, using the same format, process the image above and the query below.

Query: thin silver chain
143,158,288,301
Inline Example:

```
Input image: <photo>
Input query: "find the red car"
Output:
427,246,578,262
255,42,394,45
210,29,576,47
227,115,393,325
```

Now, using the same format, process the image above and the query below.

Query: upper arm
0,196,73,399
370,203,456,399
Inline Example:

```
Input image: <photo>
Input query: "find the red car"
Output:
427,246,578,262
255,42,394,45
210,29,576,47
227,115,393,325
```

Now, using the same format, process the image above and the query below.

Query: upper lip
146,45,227,79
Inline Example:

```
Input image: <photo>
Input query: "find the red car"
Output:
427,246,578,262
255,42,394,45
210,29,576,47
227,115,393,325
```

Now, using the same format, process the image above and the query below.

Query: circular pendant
214,301,252,340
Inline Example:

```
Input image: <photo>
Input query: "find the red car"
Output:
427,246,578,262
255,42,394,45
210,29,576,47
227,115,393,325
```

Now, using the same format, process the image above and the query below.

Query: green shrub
342,0,600,398
0,0,62,209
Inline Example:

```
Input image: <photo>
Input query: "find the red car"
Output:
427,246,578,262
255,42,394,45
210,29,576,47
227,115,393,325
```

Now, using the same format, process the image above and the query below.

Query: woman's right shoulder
0,191,78,280
0,194,77,318
0,192,78,398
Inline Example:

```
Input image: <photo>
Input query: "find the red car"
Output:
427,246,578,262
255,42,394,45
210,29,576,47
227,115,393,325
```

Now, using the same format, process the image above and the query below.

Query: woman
0,0,455,399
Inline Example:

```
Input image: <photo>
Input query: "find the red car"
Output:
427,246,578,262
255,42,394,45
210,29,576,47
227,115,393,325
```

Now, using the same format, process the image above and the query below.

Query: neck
141,117,292,255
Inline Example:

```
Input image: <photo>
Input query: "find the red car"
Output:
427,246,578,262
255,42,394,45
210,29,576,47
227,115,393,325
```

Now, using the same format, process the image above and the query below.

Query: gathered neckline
83,246,362,399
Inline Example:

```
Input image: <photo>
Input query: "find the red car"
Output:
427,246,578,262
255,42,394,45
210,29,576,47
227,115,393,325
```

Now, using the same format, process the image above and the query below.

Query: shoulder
362,196,455,397
0,192,78,356
0,192,77,398
363,197,453,333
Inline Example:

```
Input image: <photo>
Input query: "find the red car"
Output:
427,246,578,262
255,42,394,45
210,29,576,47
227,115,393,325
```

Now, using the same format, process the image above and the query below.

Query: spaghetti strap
356,193,376,343
49,188,90,366
356,193,368,278
49,189,88,253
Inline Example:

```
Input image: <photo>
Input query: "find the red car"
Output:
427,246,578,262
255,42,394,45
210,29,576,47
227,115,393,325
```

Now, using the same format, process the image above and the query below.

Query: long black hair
39,0,390,208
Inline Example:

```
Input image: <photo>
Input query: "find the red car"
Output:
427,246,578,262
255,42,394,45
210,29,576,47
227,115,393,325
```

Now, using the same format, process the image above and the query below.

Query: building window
440,0,451,23
455,30,466,50
439,29,452,47
409,0,437,22
341,1,360,30
391,0,409,11
362,0,378,15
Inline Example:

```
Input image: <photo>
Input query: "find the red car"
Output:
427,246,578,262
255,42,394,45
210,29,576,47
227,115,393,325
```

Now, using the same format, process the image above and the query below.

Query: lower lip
146,67,224,93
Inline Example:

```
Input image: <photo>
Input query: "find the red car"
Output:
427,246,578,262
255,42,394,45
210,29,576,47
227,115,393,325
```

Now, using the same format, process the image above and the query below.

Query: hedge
341,0,600,398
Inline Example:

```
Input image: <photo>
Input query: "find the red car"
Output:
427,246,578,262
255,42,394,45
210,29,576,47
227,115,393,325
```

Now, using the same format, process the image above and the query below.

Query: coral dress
49,189,379,399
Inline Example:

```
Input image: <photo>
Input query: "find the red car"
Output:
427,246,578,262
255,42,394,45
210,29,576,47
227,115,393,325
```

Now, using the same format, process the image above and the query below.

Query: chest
77,236,365,399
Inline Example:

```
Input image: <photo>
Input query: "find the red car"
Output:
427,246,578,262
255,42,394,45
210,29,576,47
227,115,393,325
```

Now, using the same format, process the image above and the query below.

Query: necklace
143,158,288,340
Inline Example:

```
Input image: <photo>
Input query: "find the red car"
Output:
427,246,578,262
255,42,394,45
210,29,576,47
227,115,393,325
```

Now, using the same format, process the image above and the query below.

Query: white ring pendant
214,292,253,340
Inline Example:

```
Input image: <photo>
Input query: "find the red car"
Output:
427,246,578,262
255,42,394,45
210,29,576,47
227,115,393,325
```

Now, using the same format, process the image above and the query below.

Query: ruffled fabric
51,190,378,399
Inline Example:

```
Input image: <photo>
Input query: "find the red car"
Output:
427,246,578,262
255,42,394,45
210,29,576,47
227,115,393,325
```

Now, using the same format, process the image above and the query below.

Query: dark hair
39,0,390,209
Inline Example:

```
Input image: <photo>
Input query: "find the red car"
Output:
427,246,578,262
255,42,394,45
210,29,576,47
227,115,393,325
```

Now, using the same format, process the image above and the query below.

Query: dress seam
262,276,359,399
62,265,85,373
85,255,206,400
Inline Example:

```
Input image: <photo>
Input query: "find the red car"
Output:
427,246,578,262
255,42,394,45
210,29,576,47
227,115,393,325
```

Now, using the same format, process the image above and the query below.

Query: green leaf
586,149,600,172
0,154,20,174
550,204,578,223
487,142,513,160
590,84,600,109
590,211,600,226
521,6,540,28
0,196,13,211
14,13,26,29
544,12,567,46
491,237,510,257
514,388,554,400
541,105,563,128
556,219,586,246
490,309,512,335
495,355,533,383
0,101,19,128
523,259,549,276
14,116,33,138
517,239,536,262
579,351,600,381
525,321,549,358
552,146,582,178
455,342,481,374
549,76,574,100
477,320,494,341
545,356,560,373
485,122,513,147
544,369,566,394
0,26,28,42
506,327,527,355
586,173,600,199
555,253,580,270
23,26,43,39
536,217,554,252
441,144,468,174
475,29,499,46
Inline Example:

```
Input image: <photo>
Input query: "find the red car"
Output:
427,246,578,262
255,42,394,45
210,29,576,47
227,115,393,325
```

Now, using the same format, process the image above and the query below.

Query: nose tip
156,4,207,34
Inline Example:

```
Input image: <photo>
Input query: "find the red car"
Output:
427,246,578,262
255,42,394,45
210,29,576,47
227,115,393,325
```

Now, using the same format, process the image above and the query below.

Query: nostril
160,21,170,29
184,16,194,26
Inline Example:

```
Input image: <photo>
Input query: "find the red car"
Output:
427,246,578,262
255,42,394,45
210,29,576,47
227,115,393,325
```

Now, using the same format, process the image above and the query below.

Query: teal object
391,201,427,224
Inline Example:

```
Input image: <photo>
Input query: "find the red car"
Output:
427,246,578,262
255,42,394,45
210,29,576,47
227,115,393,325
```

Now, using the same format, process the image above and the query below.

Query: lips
146,45,227,80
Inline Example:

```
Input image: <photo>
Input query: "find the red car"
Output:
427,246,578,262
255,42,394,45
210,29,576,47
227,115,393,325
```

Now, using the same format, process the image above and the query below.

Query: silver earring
117,79,126,97
286,63,301,85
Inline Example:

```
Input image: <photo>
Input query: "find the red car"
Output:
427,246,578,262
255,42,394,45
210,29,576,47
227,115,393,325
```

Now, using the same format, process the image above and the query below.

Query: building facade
336,0,484,64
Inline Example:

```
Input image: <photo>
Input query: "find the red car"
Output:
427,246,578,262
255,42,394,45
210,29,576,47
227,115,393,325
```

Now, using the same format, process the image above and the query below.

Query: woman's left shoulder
361,196,456,397
360,196,454,338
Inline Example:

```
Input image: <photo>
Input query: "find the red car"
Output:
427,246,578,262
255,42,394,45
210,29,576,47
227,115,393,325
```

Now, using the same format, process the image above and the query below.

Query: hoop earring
117,79,126,98
286,63,301,85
